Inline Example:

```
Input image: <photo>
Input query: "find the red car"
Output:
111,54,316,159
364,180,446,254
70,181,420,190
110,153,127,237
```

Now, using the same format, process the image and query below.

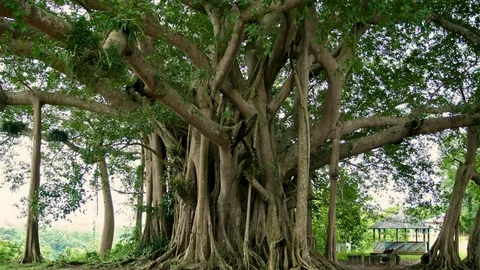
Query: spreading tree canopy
0,0,479,269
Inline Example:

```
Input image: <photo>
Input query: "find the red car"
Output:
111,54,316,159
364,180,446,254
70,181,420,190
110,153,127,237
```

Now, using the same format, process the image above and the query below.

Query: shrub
0,240,21,263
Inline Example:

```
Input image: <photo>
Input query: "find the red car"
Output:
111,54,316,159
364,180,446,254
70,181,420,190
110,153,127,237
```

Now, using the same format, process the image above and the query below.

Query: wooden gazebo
369,216,431,255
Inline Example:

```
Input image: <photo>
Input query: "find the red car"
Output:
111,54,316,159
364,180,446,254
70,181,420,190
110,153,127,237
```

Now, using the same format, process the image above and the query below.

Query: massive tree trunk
465,203,480,269
293,14,313,266
21,98,42,263
424,128,478,270
146,9,344,270
142,133,170,243
326,130,340,262
134,145,145,242
98,156,115,257
142,136,154,243
463,162,480,270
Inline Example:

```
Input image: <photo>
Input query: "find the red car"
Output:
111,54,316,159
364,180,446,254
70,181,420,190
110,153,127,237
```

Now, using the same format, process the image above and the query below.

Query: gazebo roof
369,212,430,229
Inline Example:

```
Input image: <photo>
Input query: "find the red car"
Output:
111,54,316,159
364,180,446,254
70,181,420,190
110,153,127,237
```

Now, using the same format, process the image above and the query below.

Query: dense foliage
0,0,479,269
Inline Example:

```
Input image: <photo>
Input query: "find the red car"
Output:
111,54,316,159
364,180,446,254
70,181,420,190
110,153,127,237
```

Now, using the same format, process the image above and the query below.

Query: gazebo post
384,229,386,241
423,229,426,243
396,229,398,242
415,229,418,242
373,229,375,242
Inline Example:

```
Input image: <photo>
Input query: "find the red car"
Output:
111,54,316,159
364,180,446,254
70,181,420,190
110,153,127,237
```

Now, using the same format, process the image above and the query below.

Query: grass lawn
399,255,421,261
339,251,467,262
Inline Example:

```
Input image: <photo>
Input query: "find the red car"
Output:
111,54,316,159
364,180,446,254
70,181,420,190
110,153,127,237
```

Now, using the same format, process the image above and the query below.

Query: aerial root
143,244,274,270
144,244,178,269
145,240,241,270
143,242,345,270
119,257,137,266
243,248,265,270
310,249,346,270
293,247,316,270
210,243,233,270
422,248,470,270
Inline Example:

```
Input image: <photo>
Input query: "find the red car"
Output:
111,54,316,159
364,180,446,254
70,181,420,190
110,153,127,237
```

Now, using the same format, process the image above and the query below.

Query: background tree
21,97,42,263
312,168,377,254
1,0,480,269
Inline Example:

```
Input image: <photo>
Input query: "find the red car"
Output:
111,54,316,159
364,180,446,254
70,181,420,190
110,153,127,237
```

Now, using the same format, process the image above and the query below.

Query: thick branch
68,0,212,71
242,0,303,22
336,23,370,67
0,0,70,41
427,13,480,46
472,171,480,186
0,8,136,109
311,43,338,75
62,140,82,153
268,74,294,116
310,113,480,171
2,12,228,146
247,177,274,203
264,12,294,88
0,17,37,39
125,44,230,147
339,116,410,136
0,39,67,74
4,91,117,116
219,83,257,117
209,20,245,92
141,15,212,71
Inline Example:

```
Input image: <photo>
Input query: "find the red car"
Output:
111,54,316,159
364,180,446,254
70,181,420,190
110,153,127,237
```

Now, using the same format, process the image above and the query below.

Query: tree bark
182,85,221,266
142,132,171,243
326,129,340,262
150,133,169,240
142,136,154,243
98,156,115,257
465,203,480,269
424,128,478,270
292,11,313,266
21,98,42,263
134,145,145,242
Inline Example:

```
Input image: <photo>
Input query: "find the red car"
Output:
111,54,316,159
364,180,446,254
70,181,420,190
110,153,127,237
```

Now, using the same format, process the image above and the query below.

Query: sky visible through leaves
0,137,442,232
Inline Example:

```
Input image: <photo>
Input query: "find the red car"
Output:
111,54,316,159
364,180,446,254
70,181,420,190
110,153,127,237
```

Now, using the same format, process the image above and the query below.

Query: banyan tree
1,0,480,269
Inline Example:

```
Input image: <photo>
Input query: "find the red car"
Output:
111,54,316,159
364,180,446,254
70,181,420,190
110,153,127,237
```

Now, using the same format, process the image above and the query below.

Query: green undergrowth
0,227,167,269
